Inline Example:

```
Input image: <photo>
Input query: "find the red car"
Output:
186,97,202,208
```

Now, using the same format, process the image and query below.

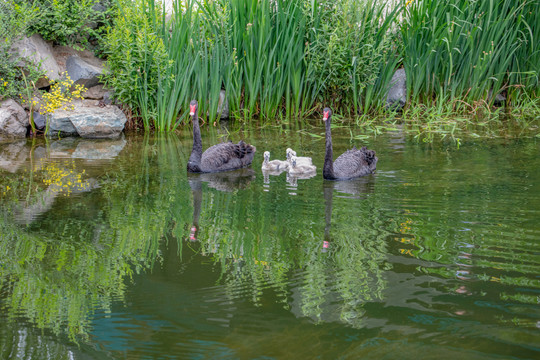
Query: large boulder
10,34,61,88
47,110,79,136
0,99,28,139
52,45,104,74
47,101,126,139
386,68,407,111
66,56,104,89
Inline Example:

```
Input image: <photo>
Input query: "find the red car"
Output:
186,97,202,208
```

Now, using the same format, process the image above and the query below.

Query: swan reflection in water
323,176,375,252
187,168,255,242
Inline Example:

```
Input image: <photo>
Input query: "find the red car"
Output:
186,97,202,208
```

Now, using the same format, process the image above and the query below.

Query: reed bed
101,0,540,131
402,0,540,108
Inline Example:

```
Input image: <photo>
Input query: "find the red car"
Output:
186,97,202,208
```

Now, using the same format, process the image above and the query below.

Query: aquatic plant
402,0,540,108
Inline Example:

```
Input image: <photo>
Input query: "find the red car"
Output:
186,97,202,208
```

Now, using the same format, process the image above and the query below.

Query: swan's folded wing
201,141,255,172
333,147,376,178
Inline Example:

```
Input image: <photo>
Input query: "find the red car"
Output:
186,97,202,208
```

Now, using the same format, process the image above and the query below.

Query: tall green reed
508,0,540,99
402,0,538,108
155,0,198,131
217,0,314,119
305,0,401,115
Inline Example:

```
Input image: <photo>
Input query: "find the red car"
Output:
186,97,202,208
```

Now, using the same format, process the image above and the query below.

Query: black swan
286,148,313,166
187,100,256,173
322,108,377,180
289,155,317,175
262,151,289,171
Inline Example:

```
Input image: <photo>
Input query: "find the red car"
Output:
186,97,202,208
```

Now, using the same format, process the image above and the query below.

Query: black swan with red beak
322,108,377,180
187,100,256,173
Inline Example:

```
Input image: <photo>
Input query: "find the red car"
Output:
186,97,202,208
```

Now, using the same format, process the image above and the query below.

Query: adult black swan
187,100,256,173
322,108,377,180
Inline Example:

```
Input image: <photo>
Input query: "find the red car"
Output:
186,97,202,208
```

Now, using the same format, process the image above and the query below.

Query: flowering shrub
40,73,87,115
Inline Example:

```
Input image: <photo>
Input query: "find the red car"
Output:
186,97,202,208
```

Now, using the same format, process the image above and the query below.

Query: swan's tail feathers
362,147,377,172
234,141,256,160
234,140,256,166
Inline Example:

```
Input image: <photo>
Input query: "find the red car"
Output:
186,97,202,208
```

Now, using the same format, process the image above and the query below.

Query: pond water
0,121,539,359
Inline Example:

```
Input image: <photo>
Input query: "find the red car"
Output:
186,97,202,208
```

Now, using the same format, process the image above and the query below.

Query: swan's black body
322,108,377,180
187,100,256,173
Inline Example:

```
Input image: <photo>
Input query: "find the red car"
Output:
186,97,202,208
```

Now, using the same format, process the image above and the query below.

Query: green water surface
0,122,539,359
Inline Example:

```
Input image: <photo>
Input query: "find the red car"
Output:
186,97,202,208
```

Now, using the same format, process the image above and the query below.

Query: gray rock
47,101,126,138
10,34,61,88
0,99,28,138
218,89,229,119
82,84,107,100
47,111,79,137
32,111,46,130
52,45,104,74
102,91,113,105
66,56,103,89
386,68,407,111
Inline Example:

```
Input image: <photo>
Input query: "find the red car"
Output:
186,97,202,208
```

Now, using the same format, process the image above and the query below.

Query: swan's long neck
188,114,203,170
323,116,336,179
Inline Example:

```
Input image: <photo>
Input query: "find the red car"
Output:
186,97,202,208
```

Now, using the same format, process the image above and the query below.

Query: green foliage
306,0,402,113
29,0,111,48
402,0,540,108
100,0,539,129
101,0,403,130
0,0,41,100
100,0,169,125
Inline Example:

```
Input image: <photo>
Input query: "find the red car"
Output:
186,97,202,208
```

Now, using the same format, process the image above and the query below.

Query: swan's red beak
189,104,196,116
323,111,329,121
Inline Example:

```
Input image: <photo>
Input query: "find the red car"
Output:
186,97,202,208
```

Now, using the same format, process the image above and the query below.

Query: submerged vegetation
100,0,540,132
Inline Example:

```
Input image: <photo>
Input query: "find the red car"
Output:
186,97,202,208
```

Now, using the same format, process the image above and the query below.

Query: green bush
29,0,113,49
100,0,169,121
0,0,42,101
